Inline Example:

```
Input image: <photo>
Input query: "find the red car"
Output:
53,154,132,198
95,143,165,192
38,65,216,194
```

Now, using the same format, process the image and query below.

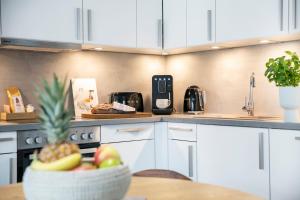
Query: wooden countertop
0,177,262,200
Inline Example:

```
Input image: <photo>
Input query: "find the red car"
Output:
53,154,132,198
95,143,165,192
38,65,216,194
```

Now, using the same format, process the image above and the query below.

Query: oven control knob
88,132,95,140
25,137,34,145
81,133,88,140
35,137,43,144
70,134,78,141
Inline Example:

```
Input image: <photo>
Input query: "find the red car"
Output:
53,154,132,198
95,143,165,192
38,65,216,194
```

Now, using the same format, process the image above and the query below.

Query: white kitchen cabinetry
168,123,197,181
270,129,300,200
0,132,17,186
101,123,155,173
197,125,269,199
83,0,137,48
289,0,300,33
1,0,83,43
137,0,163,50
216,0,289,42
0,153,17,186
163,0,187,49
187,0,216,47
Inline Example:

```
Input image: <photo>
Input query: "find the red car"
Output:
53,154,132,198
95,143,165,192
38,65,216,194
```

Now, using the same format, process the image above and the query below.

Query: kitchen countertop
1,113,300,132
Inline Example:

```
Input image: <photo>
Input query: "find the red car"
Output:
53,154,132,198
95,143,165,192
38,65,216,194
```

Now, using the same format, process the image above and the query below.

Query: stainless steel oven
17,127,100,182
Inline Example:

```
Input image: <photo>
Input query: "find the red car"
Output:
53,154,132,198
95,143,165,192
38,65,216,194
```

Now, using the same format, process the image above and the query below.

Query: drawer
168,123,197,142
0,132,17,154
101,123,154,143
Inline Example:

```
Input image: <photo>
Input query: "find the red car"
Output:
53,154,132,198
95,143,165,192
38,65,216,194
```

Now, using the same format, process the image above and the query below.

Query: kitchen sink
192,113,280,121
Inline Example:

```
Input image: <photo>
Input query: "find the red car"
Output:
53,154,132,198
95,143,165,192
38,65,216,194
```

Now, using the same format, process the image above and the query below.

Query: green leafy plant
265,51,300,87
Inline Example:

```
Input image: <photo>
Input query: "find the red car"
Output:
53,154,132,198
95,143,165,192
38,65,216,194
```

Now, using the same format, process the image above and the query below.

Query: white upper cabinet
289,0,300,33
137,0,163,50
83,0,137,48
163,0,187,49
1,0,83,43
187,0,216,47
216,0,289,42
197,125,270,199
270,129,300,200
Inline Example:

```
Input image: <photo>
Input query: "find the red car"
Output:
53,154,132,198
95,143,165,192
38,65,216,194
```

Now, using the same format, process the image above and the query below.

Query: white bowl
23,165,131,200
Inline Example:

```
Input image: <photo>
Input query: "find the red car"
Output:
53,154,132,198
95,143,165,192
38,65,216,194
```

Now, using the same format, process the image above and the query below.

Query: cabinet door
163,0,187,49
1,0,83,43
289,0,300,33
0,153,17,186
109,140,155,173
137,0,163,49
169,140,197,181
270,129,300,200
216,0,289,42
187,0,216,47
197,125,269,199
83,0,136,48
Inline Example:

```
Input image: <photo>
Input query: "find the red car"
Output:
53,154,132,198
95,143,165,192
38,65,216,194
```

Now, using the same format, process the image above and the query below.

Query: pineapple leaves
36,74,72,144
265,51,300,87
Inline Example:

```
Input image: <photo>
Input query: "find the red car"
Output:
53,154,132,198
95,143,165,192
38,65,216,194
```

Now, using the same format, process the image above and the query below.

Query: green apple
94,145,121,167
99,158,121,169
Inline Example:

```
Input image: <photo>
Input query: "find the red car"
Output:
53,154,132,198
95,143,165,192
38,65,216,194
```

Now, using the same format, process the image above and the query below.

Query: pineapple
36,74,79,163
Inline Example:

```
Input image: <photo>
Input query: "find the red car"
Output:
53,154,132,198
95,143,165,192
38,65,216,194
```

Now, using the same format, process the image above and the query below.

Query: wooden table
0,177,262,200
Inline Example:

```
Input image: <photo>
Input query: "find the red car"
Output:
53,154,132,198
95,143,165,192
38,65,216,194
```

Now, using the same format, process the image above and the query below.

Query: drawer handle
0,137,14,142
295,137,300,140
9,157,16,184
117,128,147,133
168,127,193,132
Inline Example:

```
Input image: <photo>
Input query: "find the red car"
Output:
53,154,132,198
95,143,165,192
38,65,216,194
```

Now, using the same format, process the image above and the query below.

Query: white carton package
112,102,136,112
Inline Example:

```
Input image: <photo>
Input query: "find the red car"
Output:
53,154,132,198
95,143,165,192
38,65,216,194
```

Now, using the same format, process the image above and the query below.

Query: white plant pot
279,87,300,122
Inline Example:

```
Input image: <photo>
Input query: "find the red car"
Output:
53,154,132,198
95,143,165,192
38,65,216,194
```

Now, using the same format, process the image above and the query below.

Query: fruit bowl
23,165,131,200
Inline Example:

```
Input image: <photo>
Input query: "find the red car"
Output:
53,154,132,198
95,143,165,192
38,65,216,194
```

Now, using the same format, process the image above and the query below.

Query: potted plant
265,51,300,122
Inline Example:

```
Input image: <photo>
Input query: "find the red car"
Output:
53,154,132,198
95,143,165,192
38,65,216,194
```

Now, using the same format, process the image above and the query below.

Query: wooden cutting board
81,112,152,119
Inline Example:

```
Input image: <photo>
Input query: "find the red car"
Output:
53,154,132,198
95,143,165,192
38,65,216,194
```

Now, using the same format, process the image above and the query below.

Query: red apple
94,145,121,167
73,162,97,171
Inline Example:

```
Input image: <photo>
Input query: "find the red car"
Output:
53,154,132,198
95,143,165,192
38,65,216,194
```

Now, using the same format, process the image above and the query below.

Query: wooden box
0,112,37,121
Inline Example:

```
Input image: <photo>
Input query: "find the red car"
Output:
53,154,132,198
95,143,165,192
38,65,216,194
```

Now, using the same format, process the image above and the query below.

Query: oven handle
80,148,97,155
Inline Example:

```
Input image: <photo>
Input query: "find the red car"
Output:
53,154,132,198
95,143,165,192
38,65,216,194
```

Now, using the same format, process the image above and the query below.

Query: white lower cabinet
108,140,155,173
167,123,197,181
0,153,17,186
168,140,197,181
101,123,155,173
270,129,300,200
197,125,269,199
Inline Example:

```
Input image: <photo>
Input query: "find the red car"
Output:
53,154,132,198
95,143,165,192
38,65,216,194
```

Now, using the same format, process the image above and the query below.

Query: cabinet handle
258,132,264,170
0,137,14,142
295,136,300,140
157,19,163,48
9,157,16,184
188,145,193,177
87,9,92,41
76,8,81,40
117,127,147,133
295,0,298,29
207,10,213,41
280,0,284,31
168,127,193,132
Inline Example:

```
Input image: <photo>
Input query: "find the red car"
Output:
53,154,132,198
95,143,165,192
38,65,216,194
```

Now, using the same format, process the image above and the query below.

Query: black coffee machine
184,85,205,114
152,75,173,115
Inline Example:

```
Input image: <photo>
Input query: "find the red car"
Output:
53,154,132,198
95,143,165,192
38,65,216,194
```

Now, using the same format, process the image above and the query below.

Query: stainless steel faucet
242,72,255,116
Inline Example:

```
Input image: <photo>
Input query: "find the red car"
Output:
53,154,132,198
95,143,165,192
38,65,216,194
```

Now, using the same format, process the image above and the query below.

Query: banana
31,153,82,171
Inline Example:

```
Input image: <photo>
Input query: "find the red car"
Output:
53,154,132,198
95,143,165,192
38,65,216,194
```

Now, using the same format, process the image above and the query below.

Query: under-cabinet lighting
94,47,103,51
211,46,220,49
259,40,271,44
162,51,169,55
